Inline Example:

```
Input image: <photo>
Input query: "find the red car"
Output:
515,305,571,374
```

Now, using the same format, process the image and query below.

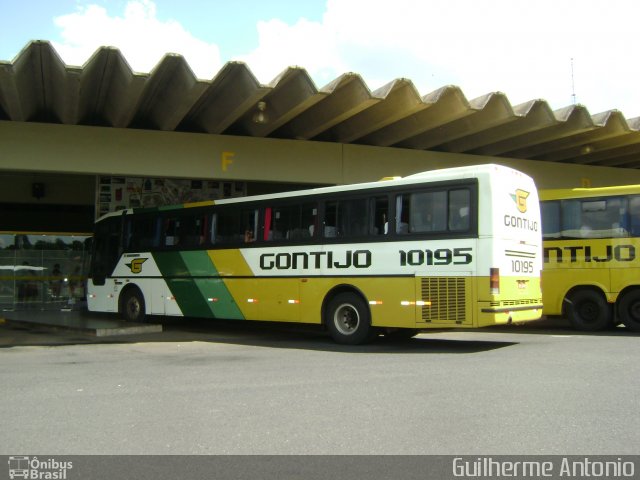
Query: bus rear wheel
325,292,376,345
566,289,611,331
121,288,146,323
617,290,640,332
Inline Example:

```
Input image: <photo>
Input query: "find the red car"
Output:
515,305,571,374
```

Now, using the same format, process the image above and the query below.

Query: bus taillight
490,268,500,294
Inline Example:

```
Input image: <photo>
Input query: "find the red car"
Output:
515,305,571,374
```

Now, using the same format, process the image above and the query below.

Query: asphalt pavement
1,313,639,456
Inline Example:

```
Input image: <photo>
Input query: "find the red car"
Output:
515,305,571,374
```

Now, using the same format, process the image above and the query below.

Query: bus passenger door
88,280,118,313
150,280,171,315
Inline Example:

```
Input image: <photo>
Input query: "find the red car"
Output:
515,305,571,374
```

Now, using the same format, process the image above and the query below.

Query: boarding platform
0,309,162,337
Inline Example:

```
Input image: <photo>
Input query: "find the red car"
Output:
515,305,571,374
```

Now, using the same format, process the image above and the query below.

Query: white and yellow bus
87,164,543,344
541,185,640,332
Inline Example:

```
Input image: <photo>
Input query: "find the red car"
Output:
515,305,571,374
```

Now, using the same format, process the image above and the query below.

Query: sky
1,0,639,118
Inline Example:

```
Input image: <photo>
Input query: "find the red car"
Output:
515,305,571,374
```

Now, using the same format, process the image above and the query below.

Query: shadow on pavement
0,310,520,354
3,309,636,353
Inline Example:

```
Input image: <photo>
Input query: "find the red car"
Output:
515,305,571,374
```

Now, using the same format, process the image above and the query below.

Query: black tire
325,292,376,345
566,289,611,331
617,290,640,332
121,288,146,322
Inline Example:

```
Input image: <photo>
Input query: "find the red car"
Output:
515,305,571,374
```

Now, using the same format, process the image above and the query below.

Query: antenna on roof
571,57,577,105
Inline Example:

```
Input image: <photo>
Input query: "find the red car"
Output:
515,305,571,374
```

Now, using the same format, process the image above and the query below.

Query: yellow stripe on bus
208,249,255,277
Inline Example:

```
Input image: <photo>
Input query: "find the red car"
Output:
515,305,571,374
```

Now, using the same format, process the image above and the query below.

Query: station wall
3,119,640,230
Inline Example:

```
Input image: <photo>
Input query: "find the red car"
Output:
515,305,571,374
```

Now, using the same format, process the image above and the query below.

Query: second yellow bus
541,185,640,332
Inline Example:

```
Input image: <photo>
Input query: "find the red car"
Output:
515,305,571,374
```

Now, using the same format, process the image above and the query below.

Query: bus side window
338,198,368,237
409,191,446,233
178,215,207,247
371,196,388,235
561,200,581,237
214,208,242,244
324,201,338,237
629,196,640,236
126,215,160,251
163,217,179,247
262,202,317,241
449,189,470,231
268,206,291,241
576,197,625,238
541,201,561,239
210,213,218,244
242,208,258,243
303,203,318,238
210,207,258,244
395,195,410,234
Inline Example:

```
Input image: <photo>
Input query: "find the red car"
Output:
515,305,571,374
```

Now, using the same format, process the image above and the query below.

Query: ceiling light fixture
252,101,268,124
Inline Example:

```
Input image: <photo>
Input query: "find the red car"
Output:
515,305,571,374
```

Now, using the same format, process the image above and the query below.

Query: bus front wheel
566,289,611,331
617,290,640,332
325,292,376,345
121,288,146,323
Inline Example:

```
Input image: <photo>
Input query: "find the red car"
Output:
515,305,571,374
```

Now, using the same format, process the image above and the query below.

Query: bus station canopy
2,40,640,169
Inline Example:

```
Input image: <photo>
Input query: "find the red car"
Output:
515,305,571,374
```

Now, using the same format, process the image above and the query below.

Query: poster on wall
96,176,246,218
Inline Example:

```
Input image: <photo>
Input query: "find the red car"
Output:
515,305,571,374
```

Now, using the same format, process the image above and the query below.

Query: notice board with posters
96,176,246,218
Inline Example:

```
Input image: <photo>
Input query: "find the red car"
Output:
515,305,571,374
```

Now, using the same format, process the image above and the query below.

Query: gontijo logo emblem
126,257,147,274
511,189,529,213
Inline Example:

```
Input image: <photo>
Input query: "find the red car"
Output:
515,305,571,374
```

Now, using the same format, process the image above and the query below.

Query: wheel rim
628,301,640,322
333,303,360,335
577,301,599,324
126,297,140,319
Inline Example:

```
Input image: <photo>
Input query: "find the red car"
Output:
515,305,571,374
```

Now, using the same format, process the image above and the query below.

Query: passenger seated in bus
244,229,255,242
450,206,469,230
397,211,409,234
381,214,389,234
411,209,435,232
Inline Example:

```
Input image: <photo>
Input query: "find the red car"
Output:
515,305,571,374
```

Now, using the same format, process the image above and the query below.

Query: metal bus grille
489,298,541,307
421,277,466,323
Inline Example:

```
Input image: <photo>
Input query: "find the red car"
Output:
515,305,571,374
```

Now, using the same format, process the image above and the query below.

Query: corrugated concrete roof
2,40,640,169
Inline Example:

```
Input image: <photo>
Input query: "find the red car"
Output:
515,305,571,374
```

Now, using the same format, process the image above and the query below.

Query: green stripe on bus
152,251,244,320
152,251,211,317
180,251,245,320
166,277,213,318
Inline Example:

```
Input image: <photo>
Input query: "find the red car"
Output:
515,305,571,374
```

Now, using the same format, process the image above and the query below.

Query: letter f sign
222,151,235,171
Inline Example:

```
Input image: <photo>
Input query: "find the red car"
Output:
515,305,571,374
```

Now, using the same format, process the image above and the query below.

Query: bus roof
540,183,640,201
96,163,527,222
